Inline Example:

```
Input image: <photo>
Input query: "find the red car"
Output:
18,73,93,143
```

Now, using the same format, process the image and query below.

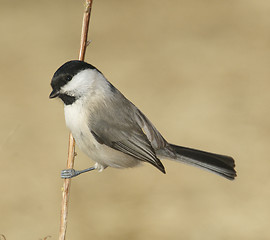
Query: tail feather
169,144,237,180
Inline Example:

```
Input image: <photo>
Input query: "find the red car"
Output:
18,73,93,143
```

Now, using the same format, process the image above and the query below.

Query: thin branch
79,0,93,61
0,234,6,240
58,134,75,240
41,236,51,240
58,1,94,240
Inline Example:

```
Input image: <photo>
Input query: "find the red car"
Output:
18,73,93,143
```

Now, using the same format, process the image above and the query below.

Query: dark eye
65,75,72,82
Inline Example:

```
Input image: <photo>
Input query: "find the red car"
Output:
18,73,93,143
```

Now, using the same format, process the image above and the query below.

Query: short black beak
49,89,60,99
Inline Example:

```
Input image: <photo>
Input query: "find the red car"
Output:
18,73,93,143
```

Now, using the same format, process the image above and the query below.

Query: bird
49,60,236,180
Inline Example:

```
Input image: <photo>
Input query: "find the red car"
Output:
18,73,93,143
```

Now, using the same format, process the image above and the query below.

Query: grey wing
135,109,168,150
90,119,165,173
135,109,176,159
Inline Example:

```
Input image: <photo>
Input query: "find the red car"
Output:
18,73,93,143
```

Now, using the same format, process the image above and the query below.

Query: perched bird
49,60,236,180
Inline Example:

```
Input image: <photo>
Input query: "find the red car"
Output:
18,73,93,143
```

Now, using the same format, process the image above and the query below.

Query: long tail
169,144,237,180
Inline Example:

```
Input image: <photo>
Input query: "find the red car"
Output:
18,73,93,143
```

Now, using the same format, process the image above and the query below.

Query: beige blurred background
1,0,269,239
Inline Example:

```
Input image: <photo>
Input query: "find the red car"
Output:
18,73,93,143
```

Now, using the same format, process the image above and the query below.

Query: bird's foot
61,166,96,179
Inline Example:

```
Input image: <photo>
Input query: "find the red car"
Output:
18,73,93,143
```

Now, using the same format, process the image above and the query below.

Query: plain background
1,0,269,239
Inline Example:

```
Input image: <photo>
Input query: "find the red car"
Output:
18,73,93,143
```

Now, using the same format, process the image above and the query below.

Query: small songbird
49,60,236,180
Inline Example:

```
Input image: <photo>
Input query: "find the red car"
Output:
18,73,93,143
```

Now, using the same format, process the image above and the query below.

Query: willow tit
49,60,236,180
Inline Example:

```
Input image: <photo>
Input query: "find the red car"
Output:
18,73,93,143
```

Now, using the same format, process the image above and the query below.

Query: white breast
64,99,140,170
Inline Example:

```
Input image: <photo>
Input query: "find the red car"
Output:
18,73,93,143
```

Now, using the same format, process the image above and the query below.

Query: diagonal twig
59,1,94,240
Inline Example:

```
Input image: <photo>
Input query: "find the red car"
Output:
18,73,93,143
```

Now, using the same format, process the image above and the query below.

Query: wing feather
90,120,165,173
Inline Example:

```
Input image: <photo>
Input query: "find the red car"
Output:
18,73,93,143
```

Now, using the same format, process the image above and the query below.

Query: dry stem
59,1,94,240
0,234,6,240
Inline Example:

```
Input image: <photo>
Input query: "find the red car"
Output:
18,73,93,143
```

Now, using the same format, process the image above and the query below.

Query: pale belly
64,102,140,170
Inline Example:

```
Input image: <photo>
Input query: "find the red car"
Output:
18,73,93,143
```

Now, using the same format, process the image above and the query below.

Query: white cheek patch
61,69,98,96
60,69,112,103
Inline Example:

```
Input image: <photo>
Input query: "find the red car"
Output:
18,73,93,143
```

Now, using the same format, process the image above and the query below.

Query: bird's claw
61,168,80,179
61,166,96,178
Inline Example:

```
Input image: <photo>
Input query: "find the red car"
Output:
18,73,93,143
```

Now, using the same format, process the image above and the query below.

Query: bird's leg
61,166,96,179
